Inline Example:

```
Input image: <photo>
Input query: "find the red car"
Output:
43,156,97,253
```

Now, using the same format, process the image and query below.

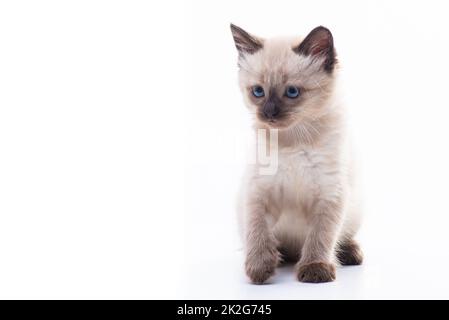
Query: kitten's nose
263,101,280,119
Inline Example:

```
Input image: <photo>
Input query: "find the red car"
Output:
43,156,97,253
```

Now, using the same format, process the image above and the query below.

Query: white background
1,0,449,299
0,1,184,299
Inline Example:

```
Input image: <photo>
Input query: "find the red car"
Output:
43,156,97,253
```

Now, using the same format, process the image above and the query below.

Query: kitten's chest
265,148,326,244
269,148,328,212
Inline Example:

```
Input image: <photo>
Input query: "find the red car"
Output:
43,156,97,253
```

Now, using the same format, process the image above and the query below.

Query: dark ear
230,23,263,56
293,26,336,73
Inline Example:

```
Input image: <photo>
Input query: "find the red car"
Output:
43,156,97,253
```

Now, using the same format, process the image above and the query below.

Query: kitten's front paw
245,249,279,284
296,262,336,283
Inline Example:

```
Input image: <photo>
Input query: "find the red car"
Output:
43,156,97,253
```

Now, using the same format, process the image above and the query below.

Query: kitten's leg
337,239,363,266
296,198,343,283
244,199,280,284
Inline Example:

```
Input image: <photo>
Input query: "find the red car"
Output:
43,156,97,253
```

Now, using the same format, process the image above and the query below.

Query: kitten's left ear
293,26,336,73
230,23,263,56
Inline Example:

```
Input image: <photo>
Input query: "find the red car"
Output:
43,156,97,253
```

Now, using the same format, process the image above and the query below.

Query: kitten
231,24,363,284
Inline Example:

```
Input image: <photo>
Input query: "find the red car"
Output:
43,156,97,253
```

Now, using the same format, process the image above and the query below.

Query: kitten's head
231,24,337,129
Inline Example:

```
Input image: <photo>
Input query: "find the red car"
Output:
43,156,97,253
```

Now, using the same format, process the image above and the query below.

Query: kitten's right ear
230,23,263,56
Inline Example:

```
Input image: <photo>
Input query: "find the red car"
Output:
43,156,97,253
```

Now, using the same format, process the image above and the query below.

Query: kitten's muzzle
262,101,280,120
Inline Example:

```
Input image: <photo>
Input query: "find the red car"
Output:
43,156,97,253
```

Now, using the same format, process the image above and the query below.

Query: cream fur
234,28,362,284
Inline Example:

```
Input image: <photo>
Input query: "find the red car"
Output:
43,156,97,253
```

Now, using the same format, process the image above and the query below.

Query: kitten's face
231,25,337,129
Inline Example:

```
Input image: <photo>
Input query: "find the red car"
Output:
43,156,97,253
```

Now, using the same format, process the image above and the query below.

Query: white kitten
231,24,363,284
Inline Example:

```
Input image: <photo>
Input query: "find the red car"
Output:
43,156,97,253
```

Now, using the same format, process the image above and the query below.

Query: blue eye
285,86,300,98
252,86,265,98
